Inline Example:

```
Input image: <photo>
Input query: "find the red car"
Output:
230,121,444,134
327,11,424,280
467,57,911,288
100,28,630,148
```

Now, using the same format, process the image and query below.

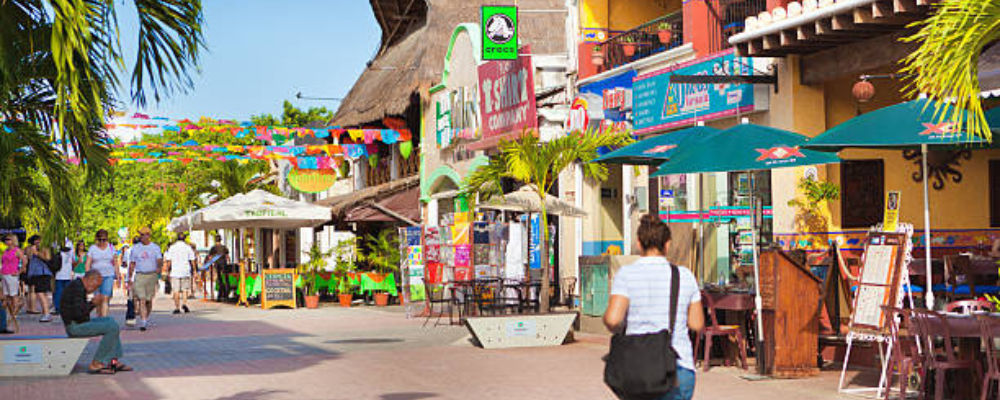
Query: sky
112,0,380,125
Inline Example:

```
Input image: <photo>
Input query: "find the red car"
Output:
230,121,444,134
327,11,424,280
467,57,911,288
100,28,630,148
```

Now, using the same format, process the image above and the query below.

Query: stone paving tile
1,294,872,399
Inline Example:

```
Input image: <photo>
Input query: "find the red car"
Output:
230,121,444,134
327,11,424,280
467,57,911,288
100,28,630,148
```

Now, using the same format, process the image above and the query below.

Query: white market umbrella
477,185,587,217
185,189,330,231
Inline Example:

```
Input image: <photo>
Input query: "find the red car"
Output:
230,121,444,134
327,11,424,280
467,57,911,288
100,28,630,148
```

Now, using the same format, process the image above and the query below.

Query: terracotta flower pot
374,292,390,307
304,294,320,309
338,293,352,307
657,30,672,45
622,43,636,57
591,52,604,67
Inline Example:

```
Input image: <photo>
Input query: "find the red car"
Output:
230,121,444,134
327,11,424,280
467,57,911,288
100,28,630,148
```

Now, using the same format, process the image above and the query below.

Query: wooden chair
945,299,994,314
694,290,748,372
910,309,983,400
881,306,924,400
979,314,1000,400
944,254,976,300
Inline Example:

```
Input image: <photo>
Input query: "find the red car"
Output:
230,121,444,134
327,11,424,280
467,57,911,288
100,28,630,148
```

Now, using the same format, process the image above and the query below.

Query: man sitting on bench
60,270,133,374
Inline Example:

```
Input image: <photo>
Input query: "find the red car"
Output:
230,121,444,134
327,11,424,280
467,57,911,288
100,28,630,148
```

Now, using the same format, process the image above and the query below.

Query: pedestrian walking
603,215,704,400
165,233,195,314
25,235,53,322
73,240,87,278
204,235,229,301
60,270,132,374
118,243,131,292
129,227,162,331
53,241,75,315
1,234,26,328
85,229,119,317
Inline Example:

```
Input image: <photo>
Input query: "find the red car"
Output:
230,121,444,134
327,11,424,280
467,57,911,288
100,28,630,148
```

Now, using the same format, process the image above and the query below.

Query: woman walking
73,241,87,278
25,235,54,322
53,241,76,315
603,215,704,400
85,230,119,317
1,234,26,326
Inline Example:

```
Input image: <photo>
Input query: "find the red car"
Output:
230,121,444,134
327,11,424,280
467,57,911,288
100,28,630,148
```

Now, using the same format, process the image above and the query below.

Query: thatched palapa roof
332,0,567,128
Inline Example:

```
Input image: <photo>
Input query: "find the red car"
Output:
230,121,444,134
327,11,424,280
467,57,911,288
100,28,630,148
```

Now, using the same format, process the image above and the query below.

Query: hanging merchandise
399,140,413,159
369,153,380,169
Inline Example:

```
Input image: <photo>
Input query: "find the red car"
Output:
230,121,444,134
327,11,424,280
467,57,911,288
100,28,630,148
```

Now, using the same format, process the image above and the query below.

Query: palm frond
900,0,1000,141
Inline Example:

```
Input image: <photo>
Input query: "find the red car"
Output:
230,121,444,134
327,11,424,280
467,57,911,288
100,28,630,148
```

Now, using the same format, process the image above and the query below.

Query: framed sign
848,232,908,334
262,268,297,310
482,6,518,60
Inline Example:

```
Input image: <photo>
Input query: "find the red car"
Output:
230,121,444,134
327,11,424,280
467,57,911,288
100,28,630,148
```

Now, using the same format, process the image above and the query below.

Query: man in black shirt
60,270,132,373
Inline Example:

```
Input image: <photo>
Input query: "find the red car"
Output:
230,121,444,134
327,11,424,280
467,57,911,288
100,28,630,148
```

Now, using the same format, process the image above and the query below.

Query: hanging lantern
852,80,875,102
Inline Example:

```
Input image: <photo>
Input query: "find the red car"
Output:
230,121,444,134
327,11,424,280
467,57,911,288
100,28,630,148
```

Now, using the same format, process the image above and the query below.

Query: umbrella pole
921,144,934,309
750,172,766,375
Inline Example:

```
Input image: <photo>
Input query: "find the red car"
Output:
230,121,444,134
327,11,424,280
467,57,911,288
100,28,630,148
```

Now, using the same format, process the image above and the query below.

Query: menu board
848,232,907,334
262,268,297,310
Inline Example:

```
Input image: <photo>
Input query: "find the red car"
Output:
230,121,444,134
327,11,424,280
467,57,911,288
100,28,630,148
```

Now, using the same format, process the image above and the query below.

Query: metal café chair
979,314,1000,400
881,306,924,400
910,309,983,400
423,283,456,327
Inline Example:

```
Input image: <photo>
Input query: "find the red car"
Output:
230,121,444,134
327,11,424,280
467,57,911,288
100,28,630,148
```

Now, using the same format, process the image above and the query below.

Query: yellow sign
883,191,900,232
261,268,298,310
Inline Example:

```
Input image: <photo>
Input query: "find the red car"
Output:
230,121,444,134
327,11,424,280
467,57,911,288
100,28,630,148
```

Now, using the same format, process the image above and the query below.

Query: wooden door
841,160,884,228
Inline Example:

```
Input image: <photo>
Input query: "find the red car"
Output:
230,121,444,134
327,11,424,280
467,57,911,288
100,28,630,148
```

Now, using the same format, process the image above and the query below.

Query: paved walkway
0,294,874,399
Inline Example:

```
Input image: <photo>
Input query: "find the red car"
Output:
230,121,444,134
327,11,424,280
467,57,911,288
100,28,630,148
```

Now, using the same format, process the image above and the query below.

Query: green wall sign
481,6,518,60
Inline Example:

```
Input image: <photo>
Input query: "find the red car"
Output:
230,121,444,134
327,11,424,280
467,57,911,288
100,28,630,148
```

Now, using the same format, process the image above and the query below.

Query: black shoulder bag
604,264,681,400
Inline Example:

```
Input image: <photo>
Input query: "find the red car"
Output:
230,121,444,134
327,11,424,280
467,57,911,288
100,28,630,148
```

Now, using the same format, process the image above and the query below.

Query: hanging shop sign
633,49,763,134
481,6,518,60
883,191,901,232
579,69,635,125
565,97,590,134
477,49,538,139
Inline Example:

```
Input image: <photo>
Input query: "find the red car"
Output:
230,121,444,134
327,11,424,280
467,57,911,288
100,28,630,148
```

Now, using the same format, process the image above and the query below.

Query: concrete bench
465,313,578,349
0,335,89,376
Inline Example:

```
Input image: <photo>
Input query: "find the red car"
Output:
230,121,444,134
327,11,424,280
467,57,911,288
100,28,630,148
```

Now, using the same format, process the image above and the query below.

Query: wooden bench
0,335,89,376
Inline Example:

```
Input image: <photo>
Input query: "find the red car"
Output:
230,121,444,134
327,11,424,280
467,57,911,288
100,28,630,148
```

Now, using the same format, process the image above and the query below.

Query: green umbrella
806,99,998,148
594,126,719,165
805,99,998,309
650,123,841,176
649,122,838,375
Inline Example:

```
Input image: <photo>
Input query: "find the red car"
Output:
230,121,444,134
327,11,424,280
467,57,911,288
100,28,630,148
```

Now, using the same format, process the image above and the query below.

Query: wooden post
237,260,249,307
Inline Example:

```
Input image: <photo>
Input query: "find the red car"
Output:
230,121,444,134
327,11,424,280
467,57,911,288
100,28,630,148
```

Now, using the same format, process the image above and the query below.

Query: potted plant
657,22,673,45
621,36,637,57
332,239,357,307
591,44,604,67
299,243,335,309
359,229,400,307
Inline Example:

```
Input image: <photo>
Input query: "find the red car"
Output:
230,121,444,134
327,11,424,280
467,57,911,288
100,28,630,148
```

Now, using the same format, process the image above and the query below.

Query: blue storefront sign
632,49,756,134
579,70,636,124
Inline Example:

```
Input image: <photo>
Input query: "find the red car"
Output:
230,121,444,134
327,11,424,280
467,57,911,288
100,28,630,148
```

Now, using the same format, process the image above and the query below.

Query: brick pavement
0,294,873,399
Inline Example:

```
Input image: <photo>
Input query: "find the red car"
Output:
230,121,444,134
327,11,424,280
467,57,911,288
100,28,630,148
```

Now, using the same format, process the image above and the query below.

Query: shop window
990,160,1000,227
841,159,884,228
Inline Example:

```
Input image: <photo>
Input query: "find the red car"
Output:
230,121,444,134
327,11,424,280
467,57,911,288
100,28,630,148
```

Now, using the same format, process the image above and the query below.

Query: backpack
603,264,681,400
47,249,64,275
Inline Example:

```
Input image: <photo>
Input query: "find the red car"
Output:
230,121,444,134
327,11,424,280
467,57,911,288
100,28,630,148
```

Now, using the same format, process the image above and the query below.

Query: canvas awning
316,175,420,224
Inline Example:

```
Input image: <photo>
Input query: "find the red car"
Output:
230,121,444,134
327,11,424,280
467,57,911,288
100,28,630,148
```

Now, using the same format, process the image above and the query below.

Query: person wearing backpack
24,235,54,323
603,215,704,400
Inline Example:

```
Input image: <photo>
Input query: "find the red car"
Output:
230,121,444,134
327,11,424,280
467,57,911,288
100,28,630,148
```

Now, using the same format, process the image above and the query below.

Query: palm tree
0,125,78,243
359,229,401,276
2,0,204,168
900,0,1000,141
461,129,633,313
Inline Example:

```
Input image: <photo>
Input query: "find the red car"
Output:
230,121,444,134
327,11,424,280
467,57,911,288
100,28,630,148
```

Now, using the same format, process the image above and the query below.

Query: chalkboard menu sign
262,268,297,310
849,232,908,335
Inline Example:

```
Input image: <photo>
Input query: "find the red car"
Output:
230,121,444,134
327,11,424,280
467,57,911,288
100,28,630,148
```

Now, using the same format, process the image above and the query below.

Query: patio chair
560,277,578,309
423,284,455,327
979,314,1000,400
945,299,994,314
694,290,748,372
881,306,924,400
910,309,983,400
495,279,525,315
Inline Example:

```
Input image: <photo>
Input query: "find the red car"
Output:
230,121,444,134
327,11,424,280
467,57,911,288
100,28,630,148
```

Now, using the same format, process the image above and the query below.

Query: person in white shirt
85,229,119,317
604,214,704,400
129,227,162,331
164,233,195,315
53,241,76,315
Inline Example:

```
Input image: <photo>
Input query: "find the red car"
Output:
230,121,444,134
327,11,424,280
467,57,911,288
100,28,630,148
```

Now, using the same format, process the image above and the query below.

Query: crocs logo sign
756,146,804,163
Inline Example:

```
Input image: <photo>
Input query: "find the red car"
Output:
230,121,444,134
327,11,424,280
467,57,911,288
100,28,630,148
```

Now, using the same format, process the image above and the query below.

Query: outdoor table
702,290,754,311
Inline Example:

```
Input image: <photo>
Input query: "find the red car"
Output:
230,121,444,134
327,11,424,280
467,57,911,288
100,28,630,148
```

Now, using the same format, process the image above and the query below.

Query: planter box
464,313,578,349
0,336,89,376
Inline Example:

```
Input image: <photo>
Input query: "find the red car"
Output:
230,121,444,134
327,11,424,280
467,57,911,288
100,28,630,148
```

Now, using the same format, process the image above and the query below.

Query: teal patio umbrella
650,122,840,375
806,99,999,309
594,125,719,165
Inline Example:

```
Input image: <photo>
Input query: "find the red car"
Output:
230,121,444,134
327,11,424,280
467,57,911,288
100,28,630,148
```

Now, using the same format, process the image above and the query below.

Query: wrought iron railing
594,12,683,72
706,0,767,54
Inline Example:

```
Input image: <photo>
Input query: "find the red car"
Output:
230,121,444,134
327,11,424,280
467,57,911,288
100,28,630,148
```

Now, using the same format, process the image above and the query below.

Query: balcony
592,12,683,73
706,0,768,54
